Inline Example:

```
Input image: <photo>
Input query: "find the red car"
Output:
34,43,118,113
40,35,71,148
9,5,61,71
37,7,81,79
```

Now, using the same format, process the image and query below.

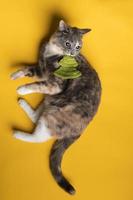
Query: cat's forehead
70,27,80,35
62,27,81,42
69,28,81,39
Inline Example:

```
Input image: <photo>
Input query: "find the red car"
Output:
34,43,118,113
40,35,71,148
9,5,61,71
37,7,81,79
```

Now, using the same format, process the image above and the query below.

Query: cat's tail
49,135,80,195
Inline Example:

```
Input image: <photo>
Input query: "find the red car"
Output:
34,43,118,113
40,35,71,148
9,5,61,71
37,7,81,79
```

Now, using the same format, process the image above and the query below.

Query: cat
10,20,102,195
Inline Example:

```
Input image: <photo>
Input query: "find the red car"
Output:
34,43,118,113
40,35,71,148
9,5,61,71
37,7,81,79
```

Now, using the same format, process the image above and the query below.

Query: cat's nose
70,51,75,56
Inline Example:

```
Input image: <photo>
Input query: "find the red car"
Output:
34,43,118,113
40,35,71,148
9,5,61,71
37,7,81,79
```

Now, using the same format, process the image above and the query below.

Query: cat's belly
45,82,101,120
42,104,89,138
43,71,101,138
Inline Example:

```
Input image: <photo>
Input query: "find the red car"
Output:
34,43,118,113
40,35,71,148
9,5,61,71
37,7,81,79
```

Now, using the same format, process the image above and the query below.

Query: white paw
18,98,26,106
17,87,31,95
17,87,26,95
13,131,22,139
18,98,29,111
10,70,24,80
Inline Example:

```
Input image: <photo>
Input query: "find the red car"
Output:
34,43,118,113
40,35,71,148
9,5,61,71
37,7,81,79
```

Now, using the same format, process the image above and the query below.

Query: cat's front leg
10,65,38,80
17,81,62,95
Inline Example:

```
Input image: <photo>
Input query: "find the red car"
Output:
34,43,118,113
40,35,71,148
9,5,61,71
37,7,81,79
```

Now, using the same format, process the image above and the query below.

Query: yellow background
0,0,133,199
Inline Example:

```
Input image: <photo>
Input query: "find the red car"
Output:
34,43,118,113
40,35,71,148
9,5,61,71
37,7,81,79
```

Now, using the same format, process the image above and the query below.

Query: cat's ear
59,20,69,32
79,28,91,35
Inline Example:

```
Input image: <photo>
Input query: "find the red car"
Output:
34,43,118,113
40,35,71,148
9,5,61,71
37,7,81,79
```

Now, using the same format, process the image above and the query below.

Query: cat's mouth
65,52,76,57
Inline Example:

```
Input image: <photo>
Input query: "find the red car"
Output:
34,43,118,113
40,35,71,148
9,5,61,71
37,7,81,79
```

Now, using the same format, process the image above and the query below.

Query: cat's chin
65,53,77,57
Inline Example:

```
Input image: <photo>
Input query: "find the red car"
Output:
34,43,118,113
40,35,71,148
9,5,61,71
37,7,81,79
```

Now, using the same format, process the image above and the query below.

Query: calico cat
11,20,102,195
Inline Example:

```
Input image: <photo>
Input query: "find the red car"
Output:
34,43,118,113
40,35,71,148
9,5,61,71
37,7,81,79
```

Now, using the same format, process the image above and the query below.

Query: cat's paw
12,130,21,140
18,98,26,106
10,70,25,80
12,131,18,138
17,86,27,95
18,98,29,110
17,86,32,95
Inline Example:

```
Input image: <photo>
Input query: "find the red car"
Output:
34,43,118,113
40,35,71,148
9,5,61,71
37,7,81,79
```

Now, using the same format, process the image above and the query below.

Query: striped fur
49,135,80,195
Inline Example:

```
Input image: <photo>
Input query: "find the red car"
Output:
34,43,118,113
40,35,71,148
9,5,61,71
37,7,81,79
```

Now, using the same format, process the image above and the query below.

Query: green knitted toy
54,55,82,79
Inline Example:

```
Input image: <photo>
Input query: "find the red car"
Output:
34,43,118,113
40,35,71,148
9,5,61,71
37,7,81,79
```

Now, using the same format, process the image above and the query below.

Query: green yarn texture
54,56,82,79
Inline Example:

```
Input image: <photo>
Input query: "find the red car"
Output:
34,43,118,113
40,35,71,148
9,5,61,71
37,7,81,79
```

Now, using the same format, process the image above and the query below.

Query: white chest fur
44,41,64,57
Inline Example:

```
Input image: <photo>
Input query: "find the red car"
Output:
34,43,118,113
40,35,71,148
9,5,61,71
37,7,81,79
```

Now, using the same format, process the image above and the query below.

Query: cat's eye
65,42,71,48
76,45,80,50
62,29,69,34
62,27,70,34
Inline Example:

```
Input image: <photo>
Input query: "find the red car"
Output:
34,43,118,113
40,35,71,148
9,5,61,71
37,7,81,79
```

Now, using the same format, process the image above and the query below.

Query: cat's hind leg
18,98,44,123
13,117,52,143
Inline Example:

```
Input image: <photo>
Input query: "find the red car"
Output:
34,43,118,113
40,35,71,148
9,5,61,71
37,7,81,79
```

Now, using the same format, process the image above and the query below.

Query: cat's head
50,20,91,57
